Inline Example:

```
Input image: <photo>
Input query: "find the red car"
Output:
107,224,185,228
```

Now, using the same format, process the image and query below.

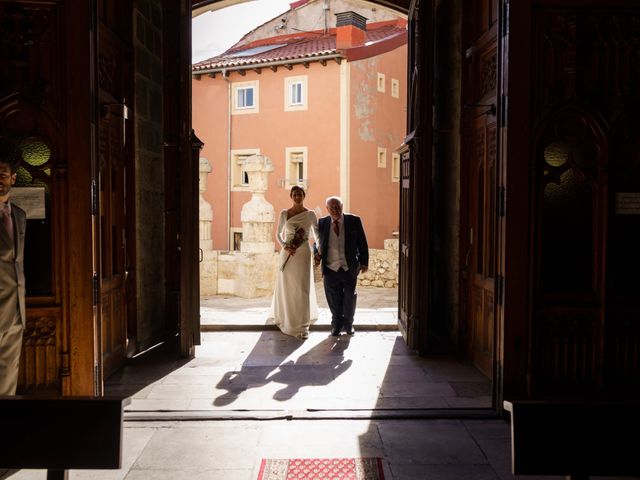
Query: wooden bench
504,400,640,480
0,396,124,480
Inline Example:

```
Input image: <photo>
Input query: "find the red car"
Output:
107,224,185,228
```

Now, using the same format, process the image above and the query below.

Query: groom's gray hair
325,195,343,206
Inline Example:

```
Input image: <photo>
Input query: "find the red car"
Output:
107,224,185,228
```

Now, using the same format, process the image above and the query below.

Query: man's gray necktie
1,202,14,244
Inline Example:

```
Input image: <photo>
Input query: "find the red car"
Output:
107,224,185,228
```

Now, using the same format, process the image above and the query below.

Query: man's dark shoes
331,328,341,337
346,327,355,336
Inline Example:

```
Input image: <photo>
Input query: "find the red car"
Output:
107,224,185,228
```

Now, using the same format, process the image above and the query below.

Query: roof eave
192,53,345,76
343,31,407,62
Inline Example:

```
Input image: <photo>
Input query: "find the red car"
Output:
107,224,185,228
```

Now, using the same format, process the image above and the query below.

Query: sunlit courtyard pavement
200,284,398,329
8,289,638,480
107,331,492,413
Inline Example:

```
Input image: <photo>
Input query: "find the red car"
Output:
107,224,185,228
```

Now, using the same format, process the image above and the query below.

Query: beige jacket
0,203,26,330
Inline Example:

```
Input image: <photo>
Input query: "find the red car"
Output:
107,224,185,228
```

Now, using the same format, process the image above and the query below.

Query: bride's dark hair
290,185,306,198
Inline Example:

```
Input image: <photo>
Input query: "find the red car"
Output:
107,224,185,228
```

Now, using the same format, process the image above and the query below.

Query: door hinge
91,179,98,216
89,0,97,32
94,363,101,396
501,0,509,38
500,94,507,127
496,274,504,306
93,272,99,306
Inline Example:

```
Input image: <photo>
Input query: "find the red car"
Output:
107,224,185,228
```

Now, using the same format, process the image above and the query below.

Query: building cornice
192,53,344,78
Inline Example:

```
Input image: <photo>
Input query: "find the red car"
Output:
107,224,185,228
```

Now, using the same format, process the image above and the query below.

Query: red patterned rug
257,458,385,480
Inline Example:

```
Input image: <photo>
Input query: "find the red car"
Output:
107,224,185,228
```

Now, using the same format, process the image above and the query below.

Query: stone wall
200,239,399,297
357,239,399,288
133,0,165,349
200,250,279,298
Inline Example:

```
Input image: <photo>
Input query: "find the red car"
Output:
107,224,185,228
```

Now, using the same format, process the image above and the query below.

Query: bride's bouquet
281,226,306,271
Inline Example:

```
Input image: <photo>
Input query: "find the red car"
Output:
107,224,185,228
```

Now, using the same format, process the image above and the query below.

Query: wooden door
466,116,497,379
398,142,412,342
97,102,128,378
164,0,200,357
461,1,499,379
527,5,640,396
96,1,132,379
399,0,434,352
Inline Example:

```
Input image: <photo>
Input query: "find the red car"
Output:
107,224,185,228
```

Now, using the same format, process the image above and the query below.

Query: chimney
335,11,367,49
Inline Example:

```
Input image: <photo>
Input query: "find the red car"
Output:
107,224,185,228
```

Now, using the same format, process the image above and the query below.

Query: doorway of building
194,2,497,406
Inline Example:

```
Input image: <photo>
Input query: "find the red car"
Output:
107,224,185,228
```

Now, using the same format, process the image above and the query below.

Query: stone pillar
198,156,217,296
234,155,278,298
239,155,275,253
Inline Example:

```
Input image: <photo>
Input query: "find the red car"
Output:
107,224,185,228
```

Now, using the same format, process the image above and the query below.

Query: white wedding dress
268,209,319,338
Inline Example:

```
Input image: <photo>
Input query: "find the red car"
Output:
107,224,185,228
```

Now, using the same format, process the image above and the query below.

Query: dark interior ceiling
191,0,410,17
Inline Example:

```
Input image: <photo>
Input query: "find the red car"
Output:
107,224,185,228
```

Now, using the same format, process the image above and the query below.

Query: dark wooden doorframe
399,0,434,354
92,1,135,389
166,0,201,357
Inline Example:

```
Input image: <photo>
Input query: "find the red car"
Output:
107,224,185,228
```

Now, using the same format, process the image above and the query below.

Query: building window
391,78,400,98
392,153,400,182
284,75,308,111
237,87,254,108
290,82,303,105
285,147,308,187
230,229,243,251
231,148,259,191
232,81,259,115
377,147,387,168
377,73,386,93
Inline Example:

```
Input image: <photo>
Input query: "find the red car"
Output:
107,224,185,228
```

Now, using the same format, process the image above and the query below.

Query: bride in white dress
268,186,319,339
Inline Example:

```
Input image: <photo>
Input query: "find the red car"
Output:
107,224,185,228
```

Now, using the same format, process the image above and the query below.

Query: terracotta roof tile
192,23,406,72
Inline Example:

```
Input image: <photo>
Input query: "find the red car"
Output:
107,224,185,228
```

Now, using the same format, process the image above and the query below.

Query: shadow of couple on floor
213,332,353,407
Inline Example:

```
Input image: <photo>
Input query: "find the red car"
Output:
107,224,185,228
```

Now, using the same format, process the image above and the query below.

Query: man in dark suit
314,196,368,336
0,137,26,396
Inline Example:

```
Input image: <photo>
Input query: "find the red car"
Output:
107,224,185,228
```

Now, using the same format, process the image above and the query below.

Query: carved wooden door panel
466,116,497,379
528,7,640,396
461,2,499,380
398,143,412,342
0,1,69,393
96,2,132,379
98,102,127,379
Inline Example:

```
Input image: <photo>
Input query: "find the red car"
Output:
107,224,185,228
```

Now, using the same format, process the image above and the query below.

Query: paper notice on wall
10,187,46,219
615,192,640,215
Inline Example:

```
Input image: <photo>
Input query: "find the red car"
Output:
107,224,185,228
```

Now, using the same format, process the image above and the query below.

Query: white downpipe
224,70,232,250
339,61,350,211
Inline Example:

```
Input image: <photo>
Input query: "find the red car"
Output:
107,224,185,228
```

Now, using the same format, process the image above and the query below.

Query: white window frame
285,146,308,187
391,78,400,98
232,80,259,115
284,75,308,111
377,72,386,93
231,148,260,191
377,147,387,168
392,152,400,182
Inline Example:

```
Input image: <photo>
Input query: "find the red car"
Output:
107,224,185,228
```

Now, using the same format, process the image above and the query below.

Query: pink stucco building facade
192,0,407,249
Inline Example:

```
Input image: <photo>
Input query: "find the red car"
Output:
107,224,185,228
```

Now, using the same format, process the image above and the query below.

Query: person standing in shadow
314,196,368,337
0,137,27,396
